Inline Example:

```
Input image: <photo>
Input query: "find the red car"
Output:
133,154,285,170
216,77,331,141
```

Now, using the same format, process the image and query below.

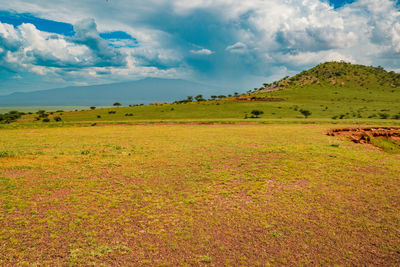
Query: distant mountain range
0,78,229,106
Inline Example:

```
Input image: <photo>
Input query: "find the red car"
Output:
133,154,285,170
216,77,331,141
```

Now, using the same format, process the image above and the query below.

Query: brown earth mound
327,127,400,143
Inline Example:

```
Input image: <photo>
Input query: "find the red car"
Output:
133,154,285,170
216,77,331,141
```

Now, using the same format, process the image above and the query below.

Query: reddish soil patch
232,97,286,102
16,118,35,122
327,127,400,143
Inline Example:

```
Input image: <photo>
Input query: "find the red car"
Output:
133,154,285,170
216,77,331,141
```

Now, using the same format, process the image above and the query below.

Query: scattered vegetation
0,111,23,123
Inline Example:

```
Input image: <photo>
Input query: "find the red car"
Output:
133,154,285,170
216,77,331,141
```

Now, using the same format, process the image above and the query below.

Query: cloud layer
0,0,400,93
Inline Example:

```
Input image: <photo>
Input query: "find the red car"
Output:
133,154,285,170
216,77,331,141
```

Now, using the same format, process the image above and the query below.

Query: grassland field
0,123,399,265
1,62,400,265
13,65,400,124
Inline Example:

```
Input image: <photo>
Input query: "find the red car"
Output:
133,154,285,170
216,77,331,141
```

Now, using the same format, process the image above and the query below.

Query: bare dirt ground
327,127,400,143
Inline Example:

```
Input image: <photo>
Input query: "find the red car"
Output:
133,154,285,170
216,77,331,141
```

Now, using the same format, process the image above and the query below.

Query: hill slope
0,78,226,106
256,61,400,96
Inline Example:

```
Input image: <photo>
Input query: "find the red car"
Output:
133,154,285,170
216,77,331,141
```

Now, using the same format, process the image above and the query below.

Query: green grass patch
370,138,400,153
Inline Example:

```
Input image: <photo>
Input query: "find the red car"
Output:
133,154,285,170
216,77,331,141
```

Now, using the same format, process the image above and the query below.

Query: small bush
81,150,90,155
391,114,400,120
299,109,312,118
53,116,62,122
42,118,50,122
250,110,264,118
378,113,389,119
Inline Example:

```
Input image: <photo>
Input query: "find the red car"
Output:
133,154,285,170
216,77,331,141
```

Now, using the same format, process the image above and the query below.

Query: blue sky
0,0,400,94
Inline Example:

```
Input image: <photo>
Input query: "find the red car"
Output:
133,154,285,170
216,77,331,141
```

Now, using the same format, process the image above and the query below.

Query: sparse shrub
378,113,390,119
299,109,312,118
392,114,400,120
81,150,90,155
250,110,264,118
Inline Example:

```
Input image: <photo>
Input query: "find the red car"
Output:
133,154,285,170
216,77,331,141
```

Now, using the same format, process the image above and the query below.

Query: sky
0,0,400,95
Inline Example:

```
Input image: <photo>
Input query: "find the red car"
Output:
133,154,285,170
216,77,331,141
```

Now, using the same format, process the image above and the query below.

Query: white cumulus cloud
190,48,214,55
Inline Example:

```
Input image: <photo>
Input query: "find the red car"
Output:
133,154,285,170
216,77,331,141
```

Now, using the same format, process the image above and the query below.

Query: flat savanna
1,124,399,265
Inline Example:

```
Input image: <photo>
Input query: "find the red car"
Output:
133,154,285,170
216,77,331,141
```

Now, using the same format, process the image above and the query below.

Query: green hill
14,62,400,124
261,61,400,90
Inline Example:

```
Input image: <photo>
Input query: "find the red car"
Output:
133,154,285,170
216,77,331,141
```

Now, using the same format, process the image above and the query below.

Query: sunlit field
1,124,399,265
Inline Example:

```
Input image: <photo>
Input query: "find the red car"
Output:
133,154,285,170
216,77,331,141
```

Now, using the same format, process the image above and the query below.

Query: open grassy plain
12,63,399,125
1,124,399,265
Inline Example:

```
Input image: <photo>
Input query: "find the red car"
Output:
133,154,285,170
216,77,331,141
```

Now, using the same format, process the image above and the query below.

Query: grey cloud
275,26,357,52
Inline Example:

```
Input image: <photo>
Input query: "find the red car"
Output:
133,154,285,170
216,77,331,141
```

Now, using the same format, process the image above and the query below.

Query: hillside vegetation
9,62,400,124
260,61,400,91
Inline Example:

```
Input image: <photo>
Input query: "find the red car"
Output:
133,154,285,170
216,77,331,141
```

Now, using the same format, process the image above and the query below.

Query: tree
299,109,312,118
195,94,205,102
251,110,264,118
90,106,96,110
113,102,121,107
53,116,62,122
186,96,193,102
